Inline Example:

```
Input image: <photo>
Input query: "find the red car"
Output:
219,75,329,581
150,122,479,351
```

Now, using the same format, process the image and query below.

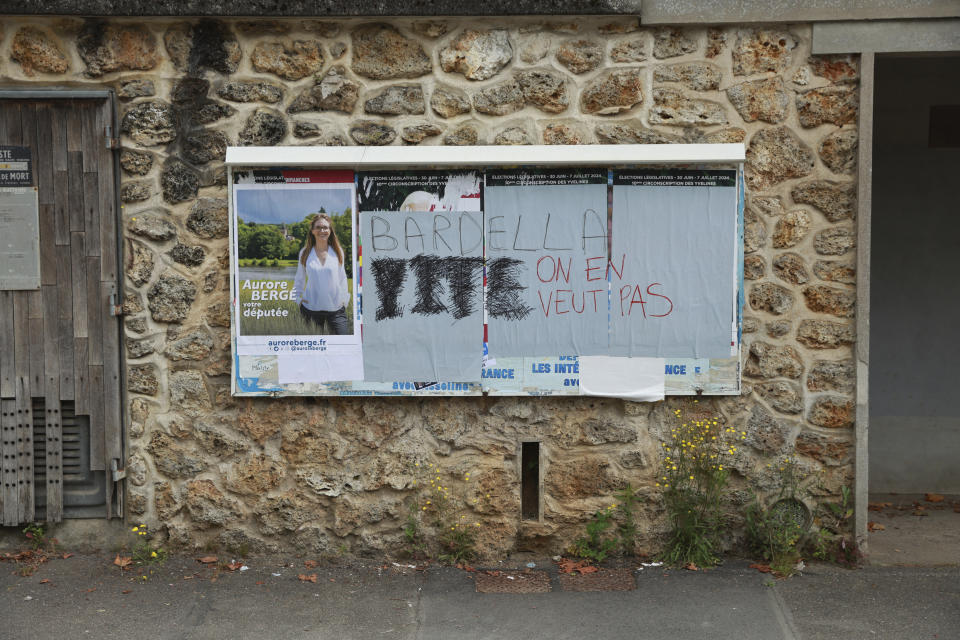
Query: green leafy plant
22,523,48,551
404,461,485,564
614,484,643,554
809,485,860,567
657,405,738,568
126,524,167,580
744,457,812,576
438,522,477,565
570,507,619,563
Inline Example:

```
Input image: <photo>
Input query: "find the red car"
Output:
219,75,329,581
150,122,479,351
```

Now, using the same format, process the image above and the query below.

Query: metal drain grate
475,571,552,593
558,569,636,592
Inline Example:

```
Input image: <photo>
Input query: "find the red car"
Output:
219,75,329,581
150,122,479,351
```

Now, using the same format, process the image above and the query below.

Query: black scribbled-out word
486,257,533,320
370,255,484,322
369,257,408,321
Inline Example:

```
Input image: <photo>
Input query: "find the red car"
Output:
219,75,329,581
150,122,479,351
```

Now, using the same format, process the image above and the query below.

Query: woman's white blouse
293,246,348,312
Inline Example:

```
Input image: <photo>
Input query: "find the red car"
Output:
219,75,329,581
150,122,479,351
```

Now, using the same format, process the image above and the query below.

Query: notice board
227,144,744,399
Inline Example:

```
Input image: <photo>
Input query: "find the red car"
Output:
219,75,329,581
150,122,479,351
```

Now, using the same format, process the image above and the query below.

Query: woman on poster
293,213,350,335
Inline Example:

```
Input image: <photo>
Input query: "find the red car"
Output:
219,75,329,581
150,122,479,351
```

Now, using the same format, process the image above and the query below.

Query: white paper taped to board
579,356,665,401
278,348,364,384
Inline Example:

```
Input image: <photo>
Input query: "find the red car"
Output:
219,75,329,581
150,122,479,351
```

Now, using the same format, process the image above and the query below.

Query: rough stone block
516,69,569,113
217,81,283,103
748,282,794,315
802,285,855,318
364,85,426,115
649,88,727,126
745,126,814,190
744,341,803,379
732,28,796,75
814,227,856,255
772,209,811,248
819,129,858,174
791,180,855,222
726,77,789,124
11,27,69,76
654,62,721,91
148,271,197,322
813,260,855,284
581,68,644,115
797,85,858,127
473,80,525,116
121,101,178,147
653,27,698,59
772,253,809,285
808,396,854,428
77,23,158,77
556,39,603,74
288,66,359,114
439,29,511,80
251,40,323,80
238,108,287,146
796,319,855,349
350,121,397,145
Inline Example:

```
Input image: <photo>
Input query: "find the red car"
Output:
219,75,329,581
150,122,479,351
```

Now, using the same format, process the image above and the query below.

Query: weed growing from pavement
657,403,739,569
404,461,485,564
22,523,52,552
568,483,644,563
810,485,860,567
570,506,619,563
745,457,812,576
127,524,167,580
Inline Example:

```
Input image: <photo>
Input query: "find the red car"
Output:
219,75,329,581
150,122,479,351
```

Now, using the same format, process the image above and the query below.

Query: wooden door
0,95,122,525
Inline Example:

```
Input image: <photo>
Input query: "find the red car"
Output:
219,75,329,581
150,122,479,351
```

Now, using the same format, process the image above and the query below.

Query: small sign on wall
0,187,41,290
0,146,32,186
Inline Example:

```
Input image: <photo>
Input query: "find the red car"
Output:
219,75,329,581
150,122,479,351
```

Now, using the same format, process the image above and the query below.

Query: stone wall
0,15,858,556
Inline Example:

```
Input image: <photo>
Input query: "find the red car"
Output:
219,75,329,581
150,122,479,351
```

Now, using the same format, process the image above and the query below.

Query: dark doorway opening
521,442,540,520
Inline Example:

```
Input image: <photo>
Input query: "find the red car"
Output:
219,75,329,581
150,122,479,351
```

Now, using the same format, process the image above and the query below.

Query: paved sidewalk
1,553,957,639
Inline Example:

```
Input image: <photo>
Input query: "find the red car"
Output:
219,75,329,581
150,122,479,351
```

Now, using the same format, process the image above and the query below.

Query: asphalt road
1,553,957,639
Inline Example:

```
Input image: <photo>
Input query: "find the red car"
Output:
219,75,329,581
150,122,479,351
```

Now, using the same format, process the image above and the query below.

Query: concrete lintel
813,19,960,54
641,0,960,25
0,0,642,16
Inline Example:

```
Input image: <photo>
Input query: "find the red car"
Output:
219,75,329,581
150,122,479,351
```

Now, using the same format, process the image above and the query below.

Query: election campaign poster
357,170,484,382
231,169,362,383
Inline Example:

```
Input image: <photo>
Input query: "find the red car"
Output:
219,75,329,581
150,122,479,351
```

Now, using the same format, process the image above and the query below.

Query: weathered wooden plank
16,376,34,524
27,290,44,398
71,232,88,339
2,102,22,146
87,364,104,472
56,246,75,401
51,104,68,172
83,172,101,258
74,338,89,418
80,103,99,174
35,104,55,207
44,394,62,523
38,203,57,286
19,102,38,187
65,103,82,153
13,293,30,396
86,256,104,367
0,291,13,398
41,285,60,398
13,294,31,524
54,169,70,247
1,398,18,526
52,107,69,246
101,280,122,514
95,103,117,283
69,151,85,232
